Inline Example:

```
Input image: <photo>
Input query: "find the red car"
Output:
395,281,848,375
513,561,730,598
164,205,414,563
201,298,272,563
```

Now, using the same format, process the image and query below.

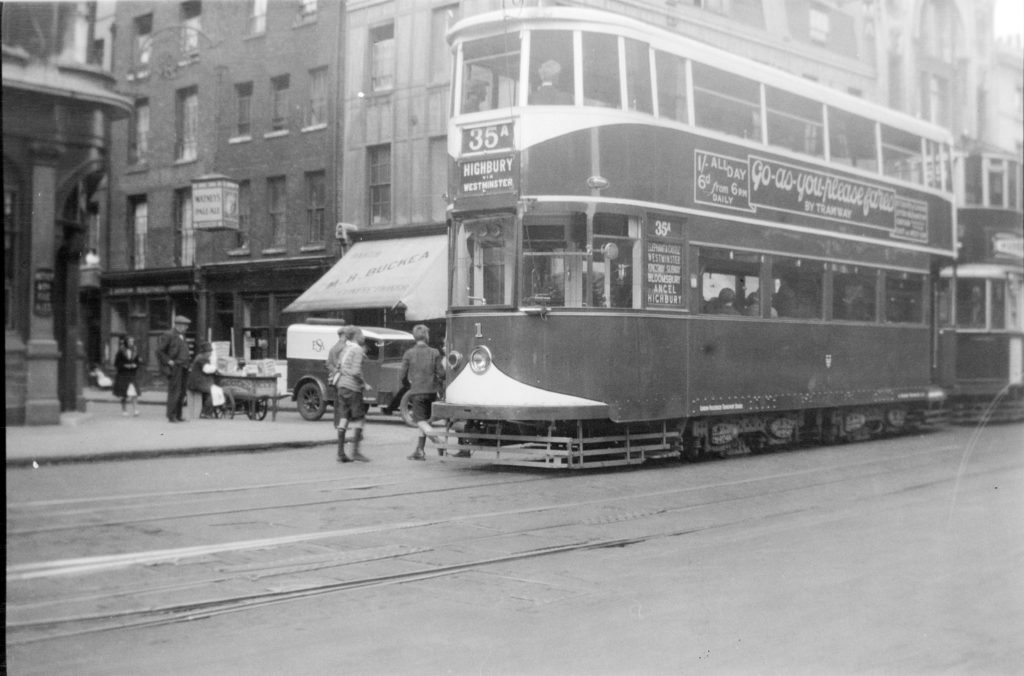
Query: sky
994,0,1024,39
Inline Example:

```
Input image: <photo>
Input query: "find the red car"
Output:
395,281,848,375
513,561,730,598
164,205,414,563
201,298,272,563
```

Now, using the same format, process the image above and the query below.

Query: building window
248,0,267,36
237,180,251,249
297,0,317,22
267,176,287,247
4,185,18,331
130,98,149,164
370,23,395,92
305,171,326,243
809,6,830,44
134,13,152,72
368,144,391,225
130,196,148,270
307,67,327,127
176,86,199,161
180,1,202,55
271,75,290,131
175,189,194,266
235,82,252,136
431,6,458,83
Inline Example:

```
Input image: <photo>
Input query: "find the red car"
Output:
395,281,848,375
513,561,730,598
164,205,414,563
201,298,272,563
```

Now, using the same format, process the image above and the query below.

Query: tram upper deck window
624,38,652,114
692,63,761,142
988,159,1006,208
882,125,923,184
460,34,520,114
1008,160,1021,210
884,271,924,324
772,257,824,319
655,50,688,124
582,33,621,108
452,216,515,307
521,216,588,308
698,248,761,316
529,31,574,105
963,155,983,205
924,139,950,191
828,108,877,172
833,266,877,322
955,278,986,328
765,87,824,158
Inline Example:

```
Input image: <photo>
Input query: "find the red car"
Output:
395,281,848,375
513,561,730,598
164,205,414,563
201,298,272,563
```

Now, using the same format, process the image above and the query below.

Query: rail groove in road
8,443,955,578
11,440,1014,646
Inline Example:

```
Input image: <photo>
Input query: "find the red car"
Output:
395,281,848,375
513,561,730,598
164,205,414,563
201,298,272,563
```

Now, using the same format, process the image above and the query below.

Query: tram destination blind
645,241,683,307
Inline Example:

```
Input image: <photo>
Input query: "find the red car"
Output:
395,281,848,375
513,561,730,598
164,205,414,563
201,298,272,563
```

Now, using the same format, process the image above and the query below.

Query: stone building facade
4,1,131,425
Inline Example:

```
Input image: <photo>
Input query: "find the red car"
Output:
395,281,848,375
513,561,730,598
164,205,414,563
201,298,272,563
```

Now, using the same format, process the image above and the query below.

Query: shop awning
282,235,447,320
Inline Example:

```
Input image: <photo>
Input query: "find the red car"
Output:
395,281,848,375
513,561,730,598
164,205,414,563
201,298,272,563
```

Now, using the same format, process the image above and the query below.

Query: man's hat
173,315,192,325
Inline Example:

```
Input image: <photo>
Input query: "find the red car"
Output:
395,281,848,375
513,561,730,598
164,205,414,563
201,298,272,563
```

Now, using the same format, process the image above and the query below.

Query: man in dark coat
157,315,192,422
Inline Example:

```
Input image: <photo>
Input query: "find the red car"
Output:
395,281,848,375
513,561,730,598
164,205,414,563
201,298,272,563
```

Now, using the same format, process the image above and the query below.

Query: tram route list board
645,241,683,306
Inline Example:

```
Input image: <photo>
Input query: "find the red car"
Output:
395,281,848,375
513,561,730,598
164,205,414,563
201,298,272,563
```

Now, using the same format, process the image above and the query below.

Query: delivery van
286,321,415,423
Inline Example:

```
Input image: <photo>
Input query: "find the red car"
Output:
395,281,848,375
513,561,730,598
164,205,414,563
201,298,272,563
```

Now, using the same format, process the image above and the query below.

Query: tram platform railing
438,426,681,469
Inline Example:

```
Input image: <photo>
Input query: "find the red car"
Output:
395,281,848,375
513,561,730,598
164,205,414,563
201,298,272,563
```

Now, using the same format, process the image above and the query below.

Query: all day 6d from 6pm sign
693,150,930,244
459,122,517,197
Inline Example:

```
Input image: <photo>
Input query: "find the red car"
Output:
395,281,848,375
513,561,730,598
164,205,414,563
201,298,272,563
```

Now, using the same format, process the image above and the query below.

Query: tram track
5,474,547,537
10,454,1012,645
11,440,1011,646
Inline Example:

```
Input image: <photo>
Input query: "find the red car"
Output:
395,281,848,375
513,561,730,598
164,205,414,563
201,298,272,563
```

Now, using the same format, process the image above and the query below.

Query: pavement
4,386,400,467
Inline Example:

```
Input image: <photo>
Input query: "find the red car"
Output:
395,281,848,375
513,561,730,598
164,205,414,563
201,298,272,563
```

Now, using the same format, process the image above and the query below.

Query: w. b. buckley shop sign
693,150,930,244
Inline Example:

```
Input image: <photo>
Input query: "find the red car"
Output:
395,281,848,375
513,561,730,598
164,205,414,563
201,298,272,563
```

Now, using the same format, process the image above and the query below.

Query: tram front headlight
468,346,492,374
446,350,462,370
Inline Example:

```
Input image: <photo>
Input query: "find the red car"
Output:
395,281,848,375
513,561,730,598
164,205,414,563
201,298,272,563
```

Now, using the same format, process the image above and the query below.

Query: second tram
937,154,1024,423
435,8,957,468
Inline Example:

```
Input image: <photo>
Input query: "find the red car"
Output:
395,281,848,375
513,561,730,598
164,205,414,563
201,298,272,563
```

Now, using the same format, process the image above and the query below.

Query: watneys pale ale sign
192,174,239,231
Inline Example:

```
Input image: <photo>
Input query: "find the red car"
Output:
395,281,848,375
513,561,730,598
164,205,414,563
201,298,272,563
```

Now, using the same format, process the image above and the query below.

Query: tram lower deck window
698,248,761,316
832,267,877,322
885,272,925,324
772,257,824,319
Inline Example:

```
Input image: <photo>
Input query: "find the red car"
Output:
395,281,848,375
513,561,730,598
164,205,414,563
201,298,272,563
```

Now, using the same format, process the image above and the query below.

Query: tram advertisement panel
519,124,955,256
693,151,930,244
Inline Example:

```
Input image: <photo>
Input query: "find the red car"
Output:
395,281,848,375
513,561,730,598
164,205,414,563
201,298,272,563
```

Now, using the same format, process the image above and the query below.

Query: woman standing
113,335,142,417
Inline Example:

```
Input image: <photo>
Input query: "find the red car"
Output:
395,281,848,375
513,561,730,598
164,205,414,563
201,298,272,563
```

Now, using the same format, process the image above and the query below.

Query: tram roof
448,7,952,142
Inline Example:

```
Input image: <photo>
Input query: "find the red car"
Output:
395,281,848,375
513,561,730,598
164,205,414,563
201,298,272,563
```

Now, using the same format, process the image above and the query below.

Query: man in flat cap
157,315,192,422
530,59,572,105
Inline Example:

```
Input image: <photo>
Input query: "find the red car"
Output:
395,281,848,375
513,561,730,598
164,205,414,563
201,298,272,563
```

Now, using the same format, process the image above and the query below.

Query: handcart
214,373,282,421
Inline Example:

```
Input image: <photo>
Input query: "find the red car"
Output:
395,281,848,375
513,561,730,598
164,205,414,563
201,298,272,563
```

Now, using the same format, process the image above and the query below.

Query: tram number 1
474,322,483,338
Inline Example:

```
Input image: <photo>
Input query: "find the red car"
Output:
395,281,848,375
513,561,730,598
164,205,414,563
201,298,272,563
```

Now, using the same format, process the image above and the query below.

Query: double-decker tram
937,152,1024,423
435,7,956,468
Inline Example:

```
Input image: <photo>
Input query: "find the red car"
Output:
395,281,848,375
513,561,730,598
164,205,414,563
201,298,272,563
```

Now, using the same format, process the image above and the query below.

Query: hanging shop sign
192,174,239,231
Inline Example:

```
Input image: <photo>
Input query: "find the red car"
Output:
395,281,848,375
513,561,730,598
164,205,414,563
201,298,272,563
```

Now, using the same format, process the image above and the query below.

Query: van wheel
296,381,327,421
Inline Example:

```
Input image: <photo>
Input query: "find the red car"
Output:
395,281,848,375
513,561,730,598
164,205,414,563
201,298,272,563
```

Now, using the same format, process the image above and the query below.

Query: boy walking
399,325,445,460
